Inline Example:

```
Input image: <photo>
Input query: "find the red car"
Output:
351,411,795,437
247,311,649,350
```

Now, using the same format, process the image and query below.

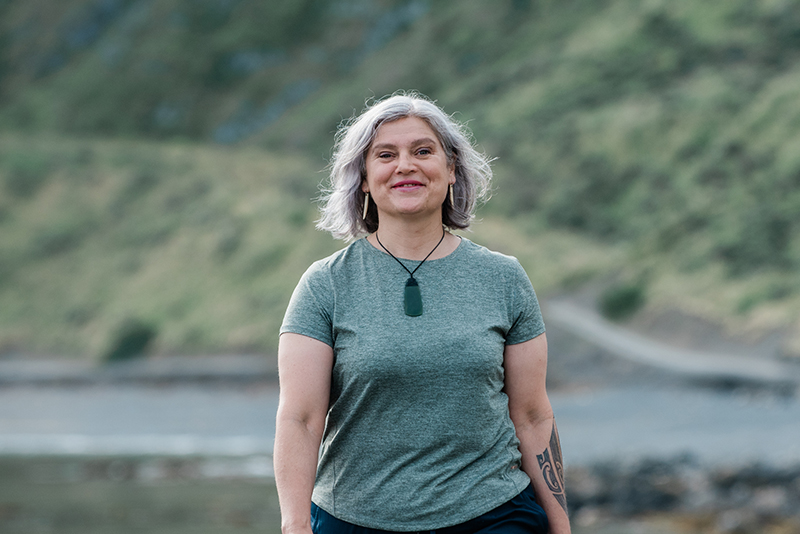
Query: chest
329,266,513,396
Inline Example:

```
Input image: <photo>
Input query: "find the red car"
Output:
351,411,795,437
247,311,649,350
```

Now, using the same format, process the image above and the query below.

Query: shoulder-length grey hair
316,92,493,241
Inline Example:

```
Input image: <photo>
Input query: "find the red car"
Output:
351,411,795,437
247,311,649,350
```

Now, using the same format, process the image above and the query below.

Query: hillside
0,133,622,358
1,0,799,358
0,134,334,356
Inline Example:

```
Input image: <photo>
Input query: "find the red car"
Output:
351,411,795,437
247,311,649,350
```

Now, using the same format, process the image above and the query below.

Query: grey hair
316,92,493,241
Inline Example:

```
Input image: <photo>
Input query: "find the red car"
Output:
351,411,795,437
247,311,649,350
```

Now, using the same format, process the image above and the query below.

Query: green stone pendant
404,277,423,317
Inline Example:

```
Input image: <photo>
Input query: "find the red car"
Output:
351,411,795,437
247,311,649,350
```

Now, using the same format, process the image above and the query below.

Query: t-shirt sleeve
505,259,546,345
280,260,335,347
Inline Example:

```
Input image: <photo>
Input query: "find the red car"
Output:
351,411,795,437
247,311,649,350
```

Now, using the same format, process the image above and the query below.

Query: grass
1,131,799,362
3,0,800,359
0,133,342,359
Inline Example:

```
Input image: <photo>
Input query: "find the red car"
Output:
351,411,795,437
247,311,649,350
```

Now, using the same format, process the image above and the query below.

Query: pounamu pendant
404,277,423,317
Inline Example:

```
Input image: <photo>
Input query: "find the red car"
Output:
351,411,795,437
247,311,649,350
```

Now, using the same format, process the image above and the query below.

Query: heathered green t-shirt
280,237,545,531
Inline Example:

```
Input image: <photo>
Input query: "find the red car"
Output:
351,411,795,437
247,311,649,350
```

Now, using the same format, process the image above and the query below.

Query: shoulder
301,238,371,282
459,238,529,277
285,241,368,320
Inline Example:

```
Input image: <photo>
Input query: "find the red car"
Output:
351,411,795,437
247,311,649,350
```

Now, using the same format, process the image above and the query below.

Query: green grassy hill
0,133,621,358
1,0,799,359
0,134,340,357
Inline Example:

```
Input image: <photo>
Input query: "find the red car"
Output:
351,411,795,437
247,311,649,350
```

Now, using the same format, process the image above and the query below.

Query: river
1,381,798,466
1,321,799,533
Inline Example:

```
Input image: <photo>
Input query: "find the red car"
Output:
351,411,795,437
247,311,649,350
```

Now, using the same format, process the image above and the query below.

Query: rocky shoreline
1,454,798,533
568,455,800,533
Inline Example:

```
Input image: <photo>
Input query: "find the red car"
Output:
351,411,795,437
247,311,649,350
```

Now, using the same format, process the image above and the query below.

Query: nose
395,151,415,174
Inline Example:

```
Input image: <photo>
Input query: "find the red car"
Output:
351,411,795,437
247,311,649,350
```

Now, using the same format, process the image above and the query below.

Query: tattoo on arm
536,421,568,515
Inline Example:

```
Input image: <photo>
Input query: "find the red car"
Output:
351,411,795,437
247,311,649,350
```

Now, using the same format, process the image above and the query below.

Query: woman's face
362,116,454,225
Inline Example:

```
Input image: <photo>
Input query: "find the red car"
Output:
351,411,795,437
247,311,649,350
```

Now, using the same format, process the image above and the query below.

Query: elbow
276,404,326,440
509,405,554,434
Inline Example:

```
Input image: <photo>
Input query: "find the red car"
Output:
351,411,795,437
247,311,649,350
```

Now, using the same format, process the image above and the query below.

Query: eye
378,151,394,159
417,147,432,156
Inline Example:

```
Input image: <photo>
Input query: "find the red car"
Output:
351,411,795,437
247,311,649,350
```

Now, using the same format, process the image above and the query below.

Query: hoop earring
362,192,370,220
449,183,455,206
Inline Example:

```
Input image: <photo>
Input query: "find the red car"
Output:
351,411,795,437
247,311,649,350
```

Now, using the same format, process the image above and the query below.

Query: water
1,382,798,467
0,384,277,457
552,386,800,466
2,325,799,534
3,381,799,533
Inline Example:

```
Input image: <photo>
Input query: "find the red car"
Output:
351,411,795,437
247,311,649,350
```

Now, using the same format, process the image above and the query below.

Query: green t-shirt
280,237,545,531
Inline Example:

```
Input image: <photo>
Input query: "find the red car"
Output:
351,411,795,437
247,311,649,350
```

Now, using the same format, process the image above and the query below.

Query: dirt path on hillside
544,298,800,388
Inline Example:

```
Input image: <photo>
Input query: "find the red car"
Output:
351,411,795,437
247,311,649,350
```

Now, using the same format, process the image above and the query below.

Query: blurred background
1,0,800,532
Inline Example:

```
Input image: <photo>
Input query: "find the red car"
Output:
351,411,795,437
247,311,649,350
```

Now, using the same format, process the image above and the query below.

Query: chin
389,202,426,214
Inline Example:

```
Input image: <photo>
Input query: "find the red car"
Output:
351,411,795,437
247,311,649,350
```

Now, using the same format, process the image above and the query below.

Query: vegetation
0,133,623,358
1,0,799,358
600,283,646,322
104,319,157,362
0,135,342,357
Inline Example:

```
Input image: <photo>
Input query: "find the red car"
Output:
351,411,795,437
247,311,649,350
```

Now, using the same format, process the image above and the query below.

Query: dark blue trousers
310,484,549,534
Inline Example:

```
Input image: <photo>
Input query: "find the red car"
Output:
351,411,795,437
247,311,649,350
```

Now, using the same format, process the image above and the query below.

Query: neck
370,217,452,261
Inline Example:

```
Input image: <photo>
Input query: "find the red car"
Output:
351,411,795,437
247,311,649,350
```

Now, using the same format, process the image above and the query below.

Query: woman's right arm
274,333,334,534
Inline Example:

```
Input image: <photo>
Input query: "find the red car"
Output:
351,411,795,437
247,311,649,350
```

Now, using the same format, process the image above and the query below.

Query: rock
572,505,604,528
566,466,606,502
751,486,788,515
677,469,718,513
565,457,800,527
716,508,760,534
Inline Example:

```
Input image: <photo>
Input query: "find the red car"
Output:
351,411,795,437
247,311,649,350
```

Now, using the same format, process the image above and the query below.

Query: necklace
375,228,446,317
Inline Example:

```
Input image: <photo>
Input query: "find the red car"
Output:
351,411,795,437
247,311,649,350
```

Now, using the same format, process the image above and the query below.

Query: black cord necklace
375,228,446,317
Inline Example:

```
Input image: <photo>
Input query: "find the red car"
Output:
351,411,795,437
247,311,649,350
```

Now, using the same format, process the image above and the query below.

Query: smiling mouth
393,182,423,188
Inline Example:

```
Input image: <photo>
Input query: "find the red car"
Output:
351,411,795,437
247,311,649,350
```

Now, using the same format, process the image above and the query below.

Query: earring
362,192,370,220
449,183,455,206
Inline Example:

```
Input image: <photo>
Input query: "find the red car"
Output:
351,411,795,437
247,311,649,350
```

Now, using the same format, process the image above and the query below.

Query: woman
275,92,571,534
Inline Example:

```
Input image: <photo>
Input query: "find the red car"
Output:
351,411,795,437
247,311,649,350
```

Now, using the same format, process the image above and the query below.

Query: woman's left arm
504,333,571,534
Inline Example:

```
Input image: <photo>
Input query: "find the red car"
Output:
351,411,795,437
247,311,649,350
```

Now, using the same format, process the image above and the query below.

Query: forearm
516,417,571,534
273,414,323,534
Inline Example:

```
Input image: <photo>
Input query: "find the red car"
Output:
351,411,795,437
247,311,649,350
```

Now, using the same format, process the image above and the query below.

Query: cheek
365,164,391,186
363,164,379,191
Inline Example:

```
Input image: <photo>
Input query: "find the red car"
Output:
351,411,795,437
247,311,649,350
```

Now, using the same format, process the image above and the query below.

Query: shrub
104,319,157,362
599,283,645,321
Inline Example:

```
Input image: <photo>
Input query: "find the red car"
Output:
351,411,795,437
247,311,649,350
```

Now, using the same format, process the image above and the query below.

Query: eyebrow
371,137,439,152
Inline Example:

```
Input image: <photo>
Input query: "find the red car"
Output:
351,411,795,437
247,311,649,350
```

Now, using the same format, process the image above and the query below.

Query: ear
361,180,369,193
